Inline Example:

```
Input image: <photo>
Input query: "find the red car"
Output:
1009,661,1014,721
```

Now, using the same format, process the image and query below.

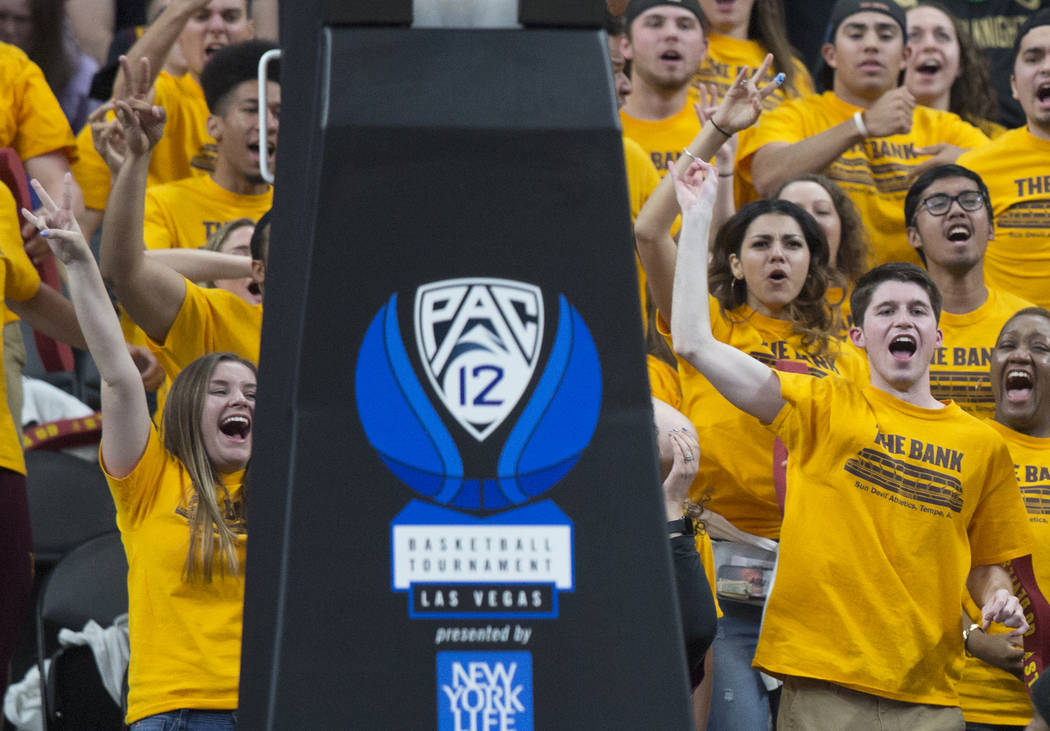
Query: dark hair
710,199,835,357
1013,9,1050,66
249,209,271,262
625,0,709,37
773,173,869,284
850,262,942,326
200,39,280,114
748,0,808,97
818,0,908,91
998,306,1050,340
903,164,991,268
605,9,625,37
26,0,75,99
910,2,998,126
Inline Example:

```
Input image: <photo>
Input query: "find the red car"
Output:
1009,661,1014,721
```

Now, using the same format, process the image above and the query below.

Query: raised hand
861,86,915,138
88,101,128,174
22,174,90,266
908,142,966,182
114,55,167,155
670,158,719,216
662,427,700,509
710,54,783,136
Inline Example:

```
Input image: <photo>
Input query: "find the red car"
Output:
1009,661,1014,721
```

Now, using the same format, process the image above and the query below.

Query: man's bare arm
111,0,212,98
146,249,253,281
100,58,187,344
751,86,915,196
967,564,1028,633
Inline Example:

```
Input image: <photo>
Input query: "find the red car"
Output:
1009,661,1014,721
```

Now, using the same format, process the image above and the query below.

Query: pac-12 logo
415,280,543,442
355,278,601,511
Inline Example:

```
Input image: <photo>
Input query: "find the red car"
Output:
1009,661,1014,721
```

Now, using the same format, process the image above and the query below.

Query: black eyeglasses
917,191,986,217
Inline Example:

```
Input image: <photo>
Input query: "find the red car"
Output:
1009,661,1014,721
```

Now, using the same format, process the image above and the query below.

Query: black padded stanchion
239,3,694,728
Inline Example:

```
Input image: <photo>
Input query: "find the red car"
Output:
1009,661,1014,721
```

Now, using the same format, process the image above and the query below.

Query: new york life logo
355,278,602,619
437,651,533,731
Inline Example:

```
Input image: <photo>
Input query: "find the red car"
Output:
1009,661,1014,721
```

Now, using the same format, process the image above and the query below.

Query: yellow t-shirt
143,175,272,251
0,43,76,329
72,70,216,211
129,176,269,405
624,136,661,330
957,127,1050,308
692,34,814,206
954,418,1048,725
651,385,721,619
148,280,261,384
931,288,1036,419
620,103,700,178
647,354,681,408
737,91,989,268
102,427,245,724
690,35,814,111
0,184,40,473
757,374,1032,705
0,43,76,162
663,296,868,539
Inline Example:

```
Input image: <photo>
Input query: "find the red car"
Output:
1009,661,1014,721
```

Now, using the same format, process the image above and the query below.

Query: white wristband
853,110,869,139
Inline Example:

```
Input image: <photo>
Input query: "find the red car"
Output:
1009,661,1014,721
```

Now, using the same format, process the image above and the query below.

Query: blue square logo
436,651,534,731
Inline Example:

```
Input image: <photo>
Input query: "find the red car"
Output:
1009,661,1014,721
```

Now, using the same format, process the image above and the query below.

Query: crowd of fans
0,0,1047,728
618,0,1050,728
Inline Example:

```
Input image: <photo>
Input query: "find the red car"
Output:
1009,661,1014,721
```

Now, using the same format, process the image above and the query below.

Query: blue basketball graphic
355,281,601,511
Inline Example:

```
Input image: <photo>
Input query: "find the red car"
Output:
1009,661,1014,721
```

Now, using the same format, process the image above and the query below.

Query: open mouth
945,223,971,242
1038,81,1050,103
767,269,789,284
248,142,276,160
204,43,226,59
660,49,683,62
889,334,917,360
915,59,941,76
1005,369,1034,403
220,414,251,440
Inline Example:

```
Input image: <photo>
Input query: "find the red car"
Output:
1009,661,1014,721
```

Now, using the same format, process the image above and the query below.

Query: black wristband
710,119,732,138
667,517,696,536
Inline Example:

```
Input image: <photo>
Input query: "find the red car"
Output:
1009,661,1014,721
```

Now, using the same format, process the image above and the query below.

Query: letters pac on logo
355,278,601,511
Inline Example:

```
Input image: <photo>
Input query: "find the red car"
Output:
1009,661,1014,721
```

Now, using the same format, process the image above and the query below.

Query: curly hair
709,199,836,358
774,173,870,285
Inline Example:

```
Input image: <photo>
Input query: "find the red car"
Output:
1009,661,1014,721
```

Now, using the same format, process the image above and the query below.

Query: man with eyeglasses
905,164,1034,422
905,163,1038,728
957,10,1050,310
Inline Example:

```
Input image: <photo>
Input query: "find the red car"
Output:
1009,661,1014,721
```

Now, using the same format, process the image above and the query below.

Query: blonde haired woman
25,174,254,730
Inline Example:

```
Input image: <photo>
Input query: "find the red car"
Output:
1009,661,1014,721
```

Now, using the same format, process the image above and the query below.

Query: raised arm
100,56,188,345
23,174,149,478
669,159,784,425
635,56,780,322
750,86,915,197
145,248,253,282
111,0,212,99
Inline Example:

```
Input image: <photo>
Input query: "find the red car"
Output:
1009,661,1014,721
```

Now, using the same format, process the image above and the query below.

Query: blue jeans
131,710,237,730
708,601,776,730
